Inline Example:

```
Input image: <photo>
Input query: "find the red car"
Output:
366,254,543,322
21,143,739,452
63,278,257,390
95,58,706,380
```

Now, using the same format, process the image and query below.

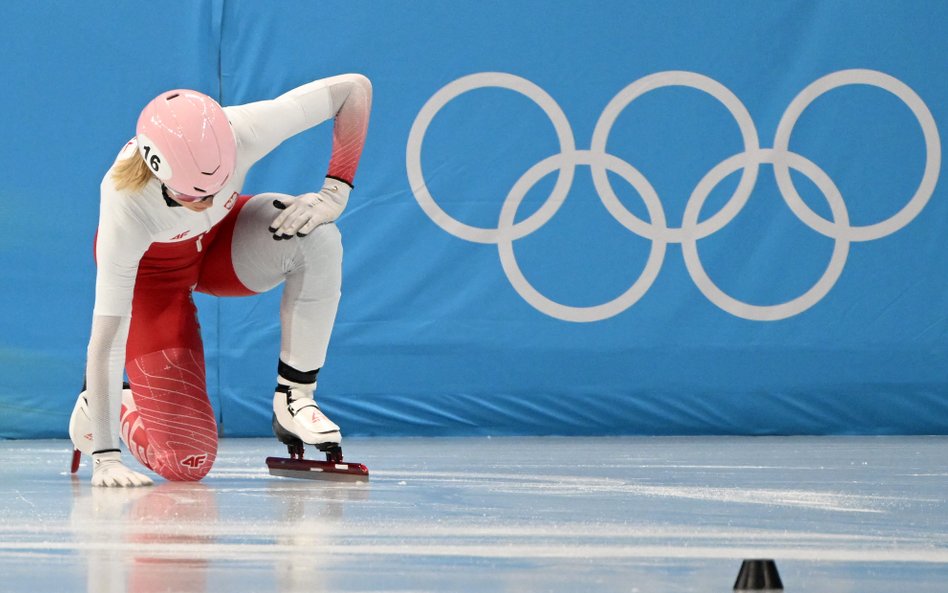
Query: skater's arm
82,178,154,487
320,73,372,187
86,314,130,454
225,73,373,184
262,75,373,238
93,187,151,318
85,314,151,487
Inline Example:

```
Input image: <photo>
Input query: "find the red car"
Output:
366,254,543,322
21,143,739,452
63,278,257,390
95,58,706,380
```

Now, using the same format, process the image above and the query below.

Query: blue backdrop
1,1,946,438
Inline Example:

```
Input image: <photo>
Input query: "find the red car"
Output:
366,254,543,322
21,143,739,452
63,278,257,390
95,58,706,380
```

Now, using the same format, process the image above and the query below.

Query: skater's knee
121,390,219,482
310,220,341,241
148,439,218,482
301,223,342,261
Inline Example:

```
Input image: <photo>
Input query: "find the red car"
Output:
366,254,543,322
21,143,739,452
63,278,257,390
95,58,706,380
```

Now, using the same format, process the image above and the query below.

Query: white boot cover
273,383,341,447
69,392,94,456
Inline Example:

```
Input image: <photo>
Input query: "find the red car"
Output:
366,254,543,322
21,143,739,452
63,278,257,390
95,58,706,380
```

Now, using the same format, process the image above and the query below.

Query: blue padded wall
1,1,946,437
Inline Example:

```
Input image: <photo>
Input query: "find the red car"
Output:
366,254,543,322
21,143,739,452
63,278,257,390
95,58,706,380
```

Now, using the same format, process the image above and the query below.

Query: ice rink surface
1,436,947,592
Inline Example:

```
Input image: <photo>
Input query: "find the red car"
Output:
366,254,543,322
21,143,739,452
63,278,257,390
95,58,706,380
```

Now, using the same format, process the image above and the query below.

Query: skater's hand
266,178,351,240
91,451,153,487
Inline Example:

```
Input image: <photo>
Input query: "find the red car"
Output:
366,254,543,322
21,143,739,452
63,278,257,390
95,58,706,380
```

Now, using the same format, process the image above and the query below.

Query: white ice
1,436,947,592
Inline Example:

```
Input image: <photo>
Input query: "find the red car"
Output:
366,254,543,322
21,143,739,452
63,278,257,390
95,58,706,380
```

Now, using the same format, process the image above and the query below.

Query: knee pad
124,348,219,481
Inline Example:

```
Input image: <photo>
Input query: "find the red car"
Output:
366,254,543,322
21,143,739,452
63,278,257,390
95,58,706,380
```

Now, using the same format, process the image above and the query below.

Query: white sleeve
87,314,130,453
225,78,335,167
93,180,153,317
87,175,153,453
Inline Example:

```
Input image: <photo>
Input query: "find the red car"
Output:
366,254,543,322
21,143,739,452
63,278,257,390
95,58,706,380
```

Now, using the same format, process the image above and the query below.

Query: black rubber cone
733,559,783,590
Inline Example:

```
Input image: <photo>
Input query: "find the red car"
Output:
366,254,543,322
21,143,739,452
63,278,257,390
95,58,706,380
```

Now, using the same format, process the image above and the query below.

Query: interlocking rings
406,70,941,322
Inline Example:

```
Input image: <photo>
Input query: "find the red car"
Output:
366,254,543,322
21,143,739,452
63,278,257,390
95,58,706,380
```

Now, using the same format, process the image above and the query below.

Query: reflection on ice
1,436,946,592
67,470,371,593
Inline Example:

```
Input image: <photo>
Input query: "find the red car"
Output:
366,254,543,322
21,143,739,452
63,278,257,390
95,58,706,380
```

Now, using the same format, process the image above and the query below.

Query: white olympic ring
406,69,941,322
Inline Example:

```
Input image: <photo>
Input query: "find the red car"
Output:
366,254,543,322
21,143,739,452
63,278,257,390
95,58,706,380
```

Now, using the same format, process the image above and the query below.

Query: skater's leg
76,229,222,482
197,194,343,448
199,194,342,370
123,286,218,481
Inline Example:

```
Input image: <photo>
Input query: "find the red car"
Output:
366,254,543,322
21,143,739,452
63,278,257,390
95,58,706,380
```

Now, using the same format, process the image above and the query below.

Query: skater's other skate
272,379,341,451
69,383,153,486
69,383,137,470
69,389,95,459
69,382,138,457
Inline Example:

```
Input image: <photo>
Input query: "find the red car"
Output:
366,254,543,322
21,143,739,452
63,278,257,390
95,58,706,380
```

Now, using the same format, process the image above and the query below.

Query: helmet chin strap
160,184,183,208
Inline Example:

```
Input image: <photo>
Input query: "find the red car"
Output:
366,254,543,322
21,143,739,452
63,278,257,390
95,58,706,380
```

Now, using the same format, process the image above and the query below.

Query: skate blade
266,456,369,482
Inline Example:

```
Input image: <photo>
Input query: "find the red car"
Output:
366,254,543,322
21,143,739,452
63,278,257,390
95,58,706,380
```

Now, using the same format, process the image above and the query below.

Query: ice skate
69,382,134,473
69,390,94,472
267,381,368,481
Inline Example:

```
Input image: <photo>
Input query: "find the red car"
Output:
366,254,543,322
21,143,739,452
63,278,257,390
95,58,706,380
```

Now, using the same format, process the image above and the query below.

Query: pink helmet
135,89,237,196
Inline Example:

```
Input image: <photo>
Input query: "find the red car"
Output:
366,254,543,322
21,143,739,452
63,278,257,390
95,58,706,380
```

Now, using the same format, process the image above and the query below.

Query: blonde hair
111,154,153,192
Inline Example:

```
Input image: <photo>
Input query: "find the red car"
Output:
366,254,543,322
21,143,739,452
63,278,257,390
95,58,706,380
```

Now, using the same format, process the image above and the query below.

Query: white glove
91,451,153,487
267,178,351,240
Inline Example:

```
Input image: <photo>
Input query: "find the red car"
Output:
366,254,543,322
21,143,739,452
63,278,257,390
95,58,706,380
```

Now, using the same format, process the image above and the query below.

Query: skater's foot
272,382,341,449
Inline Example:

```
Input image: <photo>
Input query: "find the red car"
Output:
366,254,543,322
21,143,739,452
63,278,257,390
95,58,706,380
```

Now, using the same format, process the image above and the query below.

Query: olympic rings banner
406,70,940,322
1,1,947,438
